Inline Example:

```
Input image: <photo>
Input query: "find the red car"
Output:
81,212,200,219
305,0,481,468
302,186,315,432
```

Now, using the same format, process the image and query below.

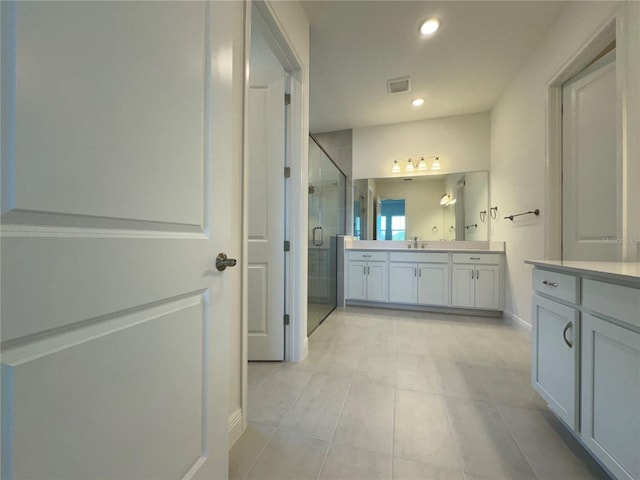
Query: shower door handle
312,226,324,246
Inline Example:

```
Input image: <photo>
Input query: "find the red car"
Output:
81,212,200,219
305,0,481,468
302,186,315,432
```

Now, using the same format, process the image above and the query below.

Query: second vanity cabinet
451,254,503,310
388,252,449,306
528,262,640,480
345,248,504,313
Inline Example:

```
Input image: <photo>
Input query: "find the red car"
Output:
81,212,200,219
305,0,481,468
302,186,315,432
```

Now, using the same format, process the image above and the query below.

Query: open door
1,2,241,477
247,7,287,361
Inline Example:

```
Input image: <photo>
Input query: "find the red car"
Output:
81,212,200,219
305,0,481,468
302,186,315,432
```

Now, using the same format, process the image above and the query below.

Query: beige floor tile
278,373,351,441
310,321,341,343
353,348,396,386
320,444,393,480
395,352,441,394
498,405,610,480
436,361,490,401
444,397,537,480
393,457,464,480
279,350,327,372
229,422,276,480
394,389,461,470
246,429,329,480
247,362,281,388
332,379,395,455
473,365,547,410
247,368,313,426
315,344,364,379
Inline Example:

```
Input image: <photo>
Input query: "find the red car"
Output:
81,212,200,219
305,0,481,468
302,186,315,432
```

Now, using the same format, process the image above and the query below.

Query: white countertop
344,239,505,253
525,260,640,284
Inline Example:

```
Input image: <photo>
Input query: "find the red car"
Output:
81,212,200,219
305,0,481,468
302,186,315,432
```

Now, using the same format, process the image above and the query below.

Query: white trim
228,408,244,448
503,310,532,336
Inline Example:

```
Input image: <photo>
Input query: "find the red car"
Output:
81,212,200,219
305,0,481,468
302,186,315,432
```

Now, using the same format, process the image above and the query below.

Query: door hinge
284,93,291,105
284,240,290,252
283,314,290,325
284,166,291,178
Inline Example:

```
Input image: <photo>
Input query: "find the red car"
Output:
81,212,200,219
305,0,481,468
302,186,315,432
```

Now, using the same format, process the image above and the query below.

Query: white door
247,13,286,360
475,265,501,309
417,263,449,306
347,261,367,300
389,263,417,304
366,262,388,302
1,2,240,478
451,265,475,307
531,296,579,429
562,51,621,261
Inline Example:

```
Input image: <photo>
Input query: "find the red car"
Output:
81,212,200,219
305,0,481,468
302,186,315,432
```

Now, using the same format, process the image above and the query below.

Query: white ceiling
302,1,567,133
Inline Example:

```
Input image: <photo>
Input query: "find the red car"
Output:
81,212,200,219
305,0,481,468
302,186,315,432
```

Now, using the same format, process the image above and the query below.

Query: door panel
247,77,285,360
1,2,238,477
389,263,417,304
475,265,500,309
451,265,474,307
563,52,620,260
367,262,388,302
347,261,367,300
418,264,449,306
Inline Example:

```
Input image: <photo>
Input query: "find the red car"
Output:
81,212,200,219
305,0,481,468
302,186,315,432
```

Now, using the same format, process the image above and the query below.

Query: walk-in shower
307,136,346,335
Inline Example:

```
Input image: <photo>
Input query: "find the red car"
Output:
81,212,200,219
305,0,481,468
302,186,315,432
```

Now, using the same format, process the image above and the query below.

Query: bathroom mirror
353,171,489,241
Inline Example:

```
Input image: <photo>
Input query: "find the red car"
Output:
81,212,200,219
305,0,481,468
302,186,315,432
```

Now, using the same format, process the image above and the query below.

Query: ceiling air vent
387,76,411,94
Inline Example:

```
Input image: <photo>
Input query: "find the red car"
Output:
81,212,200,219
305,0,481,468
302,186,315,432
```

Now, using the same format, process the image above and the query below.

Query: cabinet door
417,263,449,306
531,295,579,429
347,261,367,300
389,263,417,304
366,262,388,302
581,314,640,480
475,265,501,309
451,265,475,307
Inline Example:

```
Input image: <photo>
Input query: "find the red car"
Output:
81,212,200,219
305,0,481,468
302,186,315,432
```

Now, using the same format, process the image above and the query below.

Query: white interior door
1,2,240,478
562,51,621,261
247,14,286,361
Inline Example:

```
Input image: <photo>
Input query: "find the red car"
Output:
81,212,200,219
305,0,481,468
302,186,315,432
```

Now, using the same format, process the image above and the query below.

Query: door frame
545,8,631,261
240,0,307,434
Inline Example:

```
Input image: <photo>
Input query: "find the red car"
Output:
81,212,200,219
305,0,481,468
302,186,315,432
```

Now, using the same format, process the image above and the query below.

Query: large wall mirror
353,171,489,241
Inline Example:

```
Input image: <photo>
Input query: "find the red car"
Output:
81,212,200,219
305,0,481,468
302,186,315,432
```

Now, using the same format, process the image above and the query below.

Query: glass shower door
308,136,346,335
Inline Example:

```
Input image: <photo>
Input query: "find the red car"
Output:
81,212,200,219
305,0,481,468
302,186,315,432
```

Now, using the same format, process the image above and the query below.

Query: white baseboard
228,408,243,448
503,310,532,336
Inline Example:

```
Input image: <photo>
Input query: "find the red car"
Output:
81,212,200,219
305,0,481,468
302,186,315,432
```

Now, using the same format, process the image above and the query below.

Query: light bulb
431,157,441,170
392,160,401,173
420,18,440,35
417,157,427,170
406,158,414,172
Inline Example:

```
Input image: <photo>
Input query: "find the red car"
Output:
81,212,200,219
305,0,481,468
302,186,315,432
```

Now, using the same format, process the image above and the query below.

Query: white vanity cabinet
580,279,640,480
527,261,640,480
451,254,502,309
347,251,387,302
388,252,449,306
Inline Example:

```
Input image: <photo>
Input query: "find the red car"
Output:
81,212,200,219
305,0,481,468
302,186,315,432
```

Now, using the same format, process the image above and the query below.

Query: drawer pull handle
469,257,481,260
542,280,558,287
562,322,573,348
363,254,371,258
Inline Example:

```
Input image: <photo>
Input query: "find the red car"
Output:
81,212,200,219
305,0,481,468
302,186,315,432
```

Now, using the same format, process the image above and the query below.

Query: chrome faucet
413,236,418,249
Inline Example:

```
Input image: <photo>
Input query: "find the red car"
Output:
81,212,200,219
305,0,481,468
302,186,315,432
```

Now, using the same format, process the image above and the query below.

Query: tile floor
230,307,610,480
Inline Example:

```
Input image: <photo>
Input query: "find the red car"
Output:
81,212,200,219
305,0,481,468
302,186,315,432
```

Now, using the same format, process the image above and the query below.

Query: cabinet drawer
583,279,640,329
348,251,387,262
451,253,501,265
533,269,579,305
389,252,448,263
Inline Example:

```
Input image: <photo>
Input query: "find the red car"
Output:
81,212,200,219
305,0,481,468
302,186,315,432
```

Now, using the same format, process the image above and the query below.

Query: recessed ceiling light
420,18,440,36
412,98,424,106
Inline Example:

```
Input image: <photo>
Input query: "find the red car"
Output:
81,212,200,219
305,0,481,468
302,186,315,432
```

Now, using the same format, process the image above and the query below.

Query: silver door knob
215,253,237,271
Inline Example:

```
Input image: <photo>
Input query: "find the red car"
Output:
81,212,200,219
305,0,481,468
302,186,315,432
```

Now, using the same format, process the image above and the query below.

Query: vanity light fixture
412,98,424,107
406,158,415,172
392,160,401,173
420,17,440,36
431,156,441,170
417,157,427,170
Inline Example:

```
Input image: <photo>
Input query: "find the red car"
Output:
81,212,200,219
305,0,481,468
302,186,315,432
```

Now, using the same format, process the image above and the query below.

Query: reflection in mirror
355,171,489,241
